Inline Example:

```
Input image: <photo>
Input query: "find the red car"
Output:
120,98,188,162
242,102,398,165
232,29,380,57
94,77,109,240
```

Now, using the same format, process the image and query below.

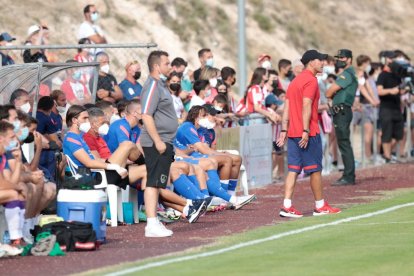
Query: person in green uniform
326,49,358,185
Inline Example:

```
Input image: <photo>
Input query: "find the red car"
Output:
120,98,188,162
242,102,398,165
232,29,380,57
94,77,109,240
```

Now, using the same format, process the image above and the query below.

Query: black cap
380,50,397,59
301,50,328,65
203,104,220,115
335,49,353,58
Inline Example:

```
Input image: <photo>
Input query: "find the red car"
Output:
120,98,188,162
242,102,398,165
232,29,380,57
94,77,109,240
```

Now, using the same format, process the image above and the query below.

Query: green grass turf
83,189,414,276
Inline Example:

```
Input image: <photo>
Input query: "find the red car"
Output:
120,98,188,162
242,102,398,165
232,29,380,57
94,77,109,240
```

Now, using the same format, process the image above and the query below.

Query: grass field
84,189,414,276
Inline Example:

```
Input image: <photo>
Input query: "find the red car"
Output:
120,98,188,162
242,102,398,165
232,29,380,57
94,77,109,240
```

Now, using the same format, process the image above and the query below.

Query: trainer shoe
145,221,173,238
279,206,303,218
234,194,256,210
187,199,207,223
0,244,23,257
313,202,341,216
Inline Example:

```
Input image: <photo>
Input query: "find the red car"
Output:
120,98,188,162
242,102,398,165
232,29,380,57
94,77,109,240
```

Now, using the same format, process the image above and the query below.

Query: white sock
228,190,236,196
183,204,190,217
229,196,237,205
147,217,158,227
315,199,325,209
5,207,21,240
283,199,292,208
186,199,192,206
221,180,229,184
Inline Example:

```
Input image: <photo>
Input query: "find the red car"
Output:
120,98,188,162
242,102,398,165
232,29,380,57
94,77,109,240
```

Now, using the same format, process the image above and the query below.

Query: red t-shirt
83,132,112,160
286,69,320,138
60,79,90,102
245,85,264,113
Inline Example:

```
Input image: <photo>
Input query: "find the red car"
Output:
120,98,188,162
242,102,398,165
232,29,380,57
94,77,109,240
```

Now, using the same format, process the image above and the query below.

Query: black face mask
335,60,347,70
169,83,181,92
271,80,279,92
24,132,35,144
231,78,236,86
133,71,141,80
286,70,294,80
138,119,143,125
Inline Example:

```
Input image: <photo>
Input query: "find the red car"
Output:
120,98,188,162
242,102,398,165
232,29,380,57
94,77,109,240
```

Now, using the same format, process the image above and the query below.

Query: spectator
189,80,210,109
193,48,214,81
171,57,187,73
278,59,293,91
74,38,94,85
10,89,31,113
291,59,304,78
258,53,272,69
96,100,118,124
61,60,92,105
77,4,107,44
167,71,187,123
0,32,16,66
119,60,143,100
199,66,220,103
23,25,48,63
51,89,67,131
171,57,192,95
90,52,123,103
221,66,240,113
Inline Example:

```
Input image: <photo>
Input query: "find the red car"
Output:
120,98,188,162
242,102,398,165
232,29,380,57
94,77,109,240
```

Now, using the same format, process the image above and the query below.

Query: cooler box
57,189,107,242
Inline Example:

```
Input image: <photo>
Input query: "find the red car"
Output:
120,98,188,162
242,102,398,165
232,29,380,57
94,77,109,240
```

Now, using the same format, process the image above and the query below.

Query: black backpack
33,221,98,251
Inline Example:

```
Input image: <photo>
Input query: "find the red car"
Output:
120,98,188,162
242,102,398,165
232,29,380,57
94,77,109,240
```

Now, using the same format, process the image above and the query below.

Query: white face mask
57,106,66,114
205,58,214,67
100,64,110,74
323,65,335,75
79,122,91,133
214,105,223,112
198,118,210,129
261,60,272,69
98,123,109,136
365,64,372,74
91,12,99,22
19,102,31,113
209,78,218,88
206,120,216,129
110,114,121,124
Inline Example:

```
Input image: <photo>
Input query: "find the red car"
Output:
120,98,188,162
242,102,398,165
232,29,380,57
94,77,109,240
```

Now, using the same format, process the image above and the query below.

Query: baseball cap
334,49,353,58
203,104,220,115
265,94,283,107
258,53,271,63
27,25,41,38
380,50,397,59
0,32,16,42
301,50,328,65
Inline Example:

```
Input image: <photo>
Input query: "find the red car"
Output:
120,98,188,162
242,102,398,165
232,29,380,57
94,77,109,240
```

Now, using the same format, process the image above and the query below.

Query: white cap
27,25,41,37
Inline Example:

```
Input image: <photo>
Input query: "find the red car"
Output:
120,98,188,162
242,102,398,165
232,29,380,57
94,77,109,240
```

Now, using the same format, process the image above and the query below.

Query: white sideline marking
106,203,414,276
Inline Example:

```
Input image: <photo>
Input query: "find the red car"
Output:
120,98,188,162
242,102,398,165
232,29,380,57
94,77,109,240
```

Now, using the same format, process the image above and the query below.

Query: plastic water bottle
3,230,10,244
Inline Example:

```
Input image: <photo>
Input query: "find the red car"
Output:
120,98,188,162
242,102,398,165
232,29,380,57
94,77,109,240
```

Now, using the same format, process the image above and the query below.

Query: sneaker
233,194,256,210
279,206,303,218
0,244,23,257
313,202,341,216
210,196,227,206
186,199,207,223
145,221,173,238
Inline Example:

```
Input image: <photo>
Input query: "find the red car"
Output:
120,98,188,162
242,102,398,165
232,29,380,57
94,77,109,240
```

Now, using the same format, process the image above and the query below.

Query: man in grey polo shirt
140,50,178,237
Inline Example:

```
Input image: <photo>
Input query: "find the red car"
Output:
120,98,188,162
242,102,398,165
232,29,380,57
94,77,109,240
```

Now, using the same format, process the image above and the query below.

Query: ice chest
57,189,107,242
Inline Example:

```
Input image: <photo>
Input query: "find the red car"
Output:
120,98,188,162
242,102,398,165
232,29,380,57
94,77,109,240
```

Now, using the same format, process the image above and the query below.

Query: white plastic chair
217,150,249,195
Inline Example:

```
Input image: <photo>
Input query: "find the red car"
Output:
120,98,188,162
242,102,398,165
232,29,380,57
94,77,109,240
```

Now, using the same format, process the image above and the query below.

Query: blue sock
206,170,231,201
221,180,229,191
229,179,238,192
173,174,205,200
201,189,209,196
188,175,200,188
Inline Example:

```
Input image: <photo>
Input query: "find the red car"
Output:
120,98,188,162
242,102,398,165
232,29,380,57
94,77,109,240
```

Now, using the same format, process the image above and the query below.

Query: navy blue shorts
287,134,322,174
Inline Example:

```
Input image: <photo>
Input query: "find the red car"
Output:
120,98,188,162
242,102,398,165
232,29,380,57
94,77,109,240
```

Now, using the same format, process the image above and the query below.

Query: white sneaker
234,194,256,210
145,222,173,238
210,196,227,206
0,244,23,257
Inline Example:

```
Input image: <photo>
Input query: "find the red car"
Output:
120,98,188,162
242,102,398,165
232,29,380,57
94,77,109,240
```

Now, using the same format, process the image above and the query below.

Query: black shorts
379,108,404,143
142,143,174,189
95,166,129,190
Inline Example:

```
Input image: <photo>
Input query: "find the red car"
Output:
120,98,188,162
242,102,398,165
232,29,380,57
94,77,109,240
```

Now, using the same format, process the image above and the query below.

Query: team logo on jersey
160,174,168,184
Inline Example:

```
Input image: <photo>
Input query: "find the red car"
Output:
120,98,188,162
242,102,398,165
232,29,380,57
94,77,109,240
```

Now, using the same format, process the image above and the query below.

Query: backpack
33,221,98,252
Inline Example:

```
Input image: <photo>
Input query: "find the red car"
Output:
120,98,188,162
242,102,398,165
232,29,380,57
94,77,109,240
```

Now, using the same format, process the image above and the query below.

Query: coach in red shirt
276,50,341,218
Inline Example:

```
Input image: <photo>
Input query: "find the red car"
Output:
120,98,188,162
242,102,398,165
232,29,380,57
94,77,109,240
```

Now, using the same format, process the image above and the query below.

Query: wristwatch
281,130,287,133
303,129,310,133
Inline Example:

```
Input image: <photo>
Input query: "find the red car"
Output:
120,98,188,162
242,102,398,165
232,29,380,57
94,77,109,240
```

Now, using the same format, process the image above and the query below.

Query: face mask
323,65,335,75
261,60,272,69
98,123,109,136
335,60,347,70
231,78,236,86
214,106,223,112
206,120,216,129
205,89,212,98
110,114,121,124
24,132,35,144
138,119,143,125
79,122,91,133
169,83,181,92
72,71,82,81
100,64,110,74
286,70,294,80
380,57,386,65
19,102,31,113
205,58,214,67
358,77,366,86
272,80,279,91
133,71,141,80
209,78,218,88
321,73,328,81
5,140,18,152
12,121,20,133
365,64,372,74
91,12,99,22
198,118,210,128
57,105,66,114
326,83,333,90
18,127,29,142
160,74,167,81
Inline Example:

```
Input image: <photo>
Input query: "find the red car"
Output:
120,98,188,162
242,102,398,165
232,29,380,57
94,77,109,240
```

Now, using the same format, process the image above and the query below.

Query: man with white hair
292,59,304,78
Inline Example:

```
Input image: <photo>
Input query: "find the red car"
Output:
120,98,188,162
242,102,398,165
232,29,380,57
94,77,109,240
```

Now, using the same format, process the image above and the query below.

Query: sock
201,189,209,196
229,179,238,191
183,202,190,216
173,174,206,200
206,170,231,202
229,196,237,205
138,190,145,208
220,180,229,191
147,217,158,226
4,202,22,240
188,175,199,187
283,199,292,208
315,199,325,209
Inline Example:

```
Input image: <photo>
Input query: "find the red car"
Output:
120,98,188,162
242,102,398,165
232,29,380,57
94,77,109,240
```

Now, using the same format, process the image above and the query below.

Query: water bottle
3,230,10,244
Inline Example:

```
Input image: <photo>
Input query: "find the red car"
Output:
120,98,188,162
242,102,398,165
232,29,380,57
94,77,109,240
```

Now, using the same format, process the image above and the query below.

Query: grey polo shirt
140,76,178,147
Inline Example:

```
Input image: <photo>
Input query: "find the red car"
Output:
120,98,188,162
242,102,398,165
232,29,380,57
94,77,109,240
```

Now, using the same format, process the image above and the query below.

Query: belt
332,104,351,114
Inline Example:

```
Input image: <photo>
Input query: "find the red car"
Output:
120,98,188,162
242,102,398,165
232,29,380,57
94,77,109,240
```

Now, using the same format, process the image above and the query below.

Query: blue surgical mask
13,121,20,133
5,140,18,152
18,127,29,142
160,74,167,81
205,58,214,67
91,12,99,22
72,71,82,81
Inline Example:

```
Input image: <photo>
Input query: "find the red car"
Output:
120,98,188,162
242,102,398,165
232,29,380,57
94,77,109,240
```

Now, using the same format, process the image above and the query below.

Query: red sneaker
313,202,341,216
279,206,303,218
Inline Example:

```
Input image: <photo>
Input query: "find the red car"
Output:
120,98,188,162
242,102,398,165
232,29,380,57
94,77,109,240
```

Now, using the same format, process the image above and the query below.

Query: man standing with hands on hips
326,49,358,186
140,51,179,237
277,50,341,218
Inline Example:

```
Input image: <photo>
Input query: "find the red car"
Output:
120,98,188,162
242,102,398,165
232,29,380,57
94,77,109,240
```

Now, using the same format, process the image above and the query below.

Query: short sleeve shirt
50,112,63,133
83,131,112,160
333,66,358,107
119,79,142,100
174,122,201,150
286,69,320,138
23,42,48,63
104,118,140,153
61,79,90,102
90,74,118,100
63,131,94,169
77,21,104,40
245,85,264,113
36,111,57,134
140,76,179,147
376,70,401,110
197,127,216,148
